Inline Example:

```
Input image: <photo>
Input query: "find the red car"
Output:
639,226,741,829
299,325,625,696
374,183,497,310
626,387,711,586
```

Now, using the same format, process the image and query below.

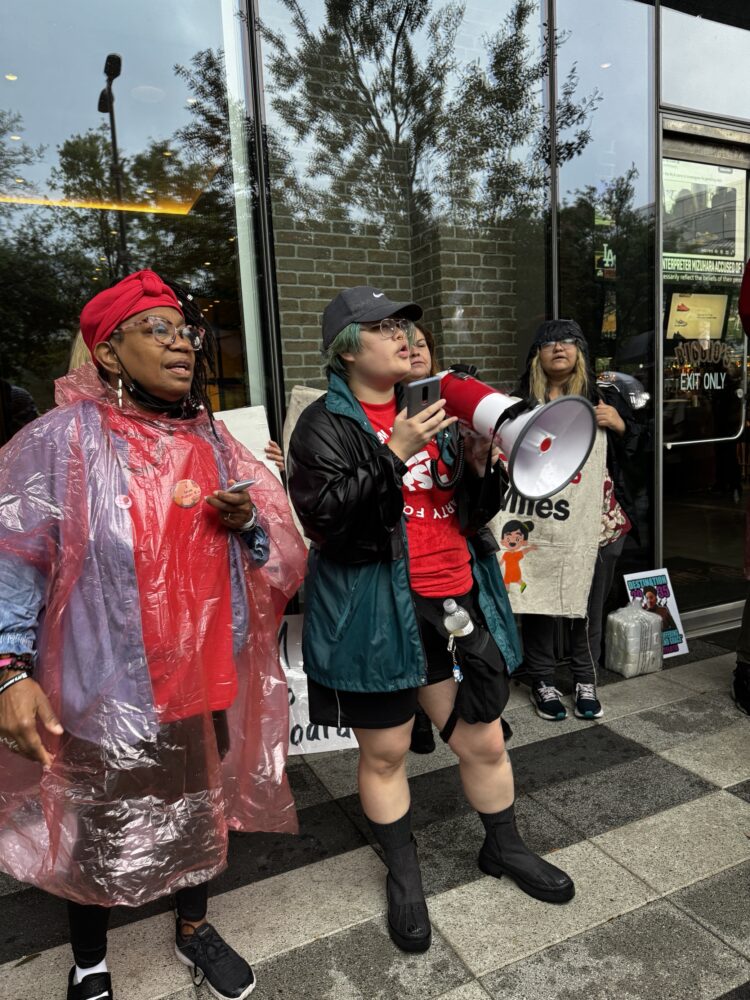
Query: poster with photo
623,569,688,658
662,158,746,282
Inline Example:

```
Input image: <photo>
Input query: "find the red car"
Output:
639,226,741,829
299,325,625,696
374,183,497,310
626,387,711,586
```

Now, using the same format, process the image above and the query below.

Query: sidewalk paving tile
510,726,649,796
712,984,750,1000
592,791,750,895
668,860,750,960
429,840,655,977
606,693,741,752
436,982,493,1000
530,753,715,837
728,779,750,804
253,915,472,1000
0,910,186,1000
306,738,458,800
659,719,750,788
285,756,336,810
205,845,386,965
480,898,750,1000
662,654,735,693
415,795,582,898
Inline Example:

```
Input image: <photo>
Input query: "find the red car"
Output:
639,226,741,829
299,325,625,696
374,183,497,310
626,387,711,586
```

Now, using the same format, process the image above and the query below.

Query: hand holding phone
206,478,256,527
226,479,256,493
405,375,441,418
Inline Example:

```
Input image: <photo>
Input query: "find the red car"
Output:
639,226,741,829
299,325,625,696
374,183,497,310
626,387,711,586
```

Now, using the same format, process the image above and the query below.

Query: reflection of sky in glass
662,9,750,123
557,0,653,209
259,0,546,201
0,0,222,197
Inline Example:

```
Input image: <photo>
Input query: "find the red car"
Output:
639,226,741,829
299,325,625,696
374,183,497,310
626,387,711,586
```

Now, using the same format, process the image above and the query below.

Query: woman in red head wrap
0,271,306,1000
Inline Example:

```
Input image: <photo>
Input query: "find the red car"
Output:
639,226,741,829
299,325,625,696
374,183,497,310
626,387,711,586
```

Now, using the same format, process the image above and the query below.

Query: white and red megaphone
439,370,596,500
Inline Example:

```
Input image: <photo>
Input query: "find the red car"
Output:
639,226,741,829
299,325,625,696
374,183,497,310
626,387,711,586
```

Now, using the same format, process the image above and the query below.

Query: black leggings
67,882,209,968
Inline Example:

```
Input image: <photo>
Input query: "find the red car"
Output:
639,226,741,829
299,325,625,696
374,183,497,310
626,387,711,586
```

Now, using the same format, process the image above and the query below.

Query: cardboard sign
278,615,357,754
489,429,607,617
214,405,282,481
623,568,688,658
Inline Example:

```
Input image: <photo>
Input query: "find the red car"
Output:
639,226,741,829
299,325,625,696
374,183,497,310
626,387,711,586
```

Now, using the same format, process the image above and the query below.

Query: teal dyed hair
322,322,362,380
322,318,417,380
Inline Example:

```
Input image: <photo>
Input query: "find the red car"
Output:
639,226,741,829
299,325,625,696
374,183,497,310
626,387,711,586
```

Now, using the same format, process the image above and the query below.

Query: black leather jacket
288,373,504,565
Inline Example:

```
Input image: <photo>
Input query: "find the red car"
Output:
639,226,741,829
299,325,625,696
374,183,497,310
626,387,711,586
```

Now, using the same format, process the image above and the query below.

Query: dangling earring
116,373,123,409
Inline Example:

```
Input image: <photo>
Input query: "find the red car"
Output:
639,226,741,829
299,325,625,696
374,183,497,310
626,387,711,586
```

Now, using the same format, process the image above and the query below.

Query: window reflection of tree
0,49,244,412
259,0,599,385
559,166,655,383
261,0,598,228
1,1,603,410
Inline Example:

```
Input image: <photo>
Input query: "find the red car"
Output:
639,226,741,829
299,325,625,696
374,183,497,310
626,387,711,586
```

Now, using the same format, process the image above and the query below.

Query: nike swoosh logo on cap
372,292,384,298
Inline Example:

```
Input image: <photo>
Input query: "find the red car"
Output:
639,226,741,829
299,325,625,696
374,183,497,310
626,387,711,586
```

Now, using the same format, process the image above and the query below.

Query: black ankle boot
409,708,436,755
733,661,750,716
478,803,575,904
368,810,432,952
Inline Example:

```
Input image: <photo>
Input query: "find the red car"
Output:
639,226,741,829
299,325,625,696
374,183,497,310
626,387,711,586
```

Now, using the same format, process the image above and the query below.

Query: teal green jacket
288,374,522,693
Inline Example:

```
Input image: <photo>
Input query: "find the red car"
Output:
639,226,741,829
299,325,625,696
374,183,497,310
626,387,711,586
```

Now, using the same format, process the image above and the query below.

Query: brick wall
272,203,520,400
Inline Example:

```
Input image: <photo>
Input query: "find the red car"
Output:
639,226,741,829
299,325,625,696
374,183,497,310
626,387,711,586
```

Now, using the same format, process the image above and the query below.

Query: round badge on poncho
115,494,132,509
173,479,202,508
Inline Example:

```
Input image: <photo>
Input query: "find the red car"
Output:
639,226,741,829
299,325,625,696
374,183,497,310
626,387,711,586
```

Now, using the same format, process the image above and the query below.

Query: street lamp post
98,53,129,275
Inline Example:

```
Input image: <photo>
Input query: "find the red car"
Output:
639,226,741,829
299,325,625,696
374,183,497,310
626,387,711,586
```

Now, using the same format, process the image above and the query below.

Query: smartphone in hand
226,479,256,493
406,376,441,418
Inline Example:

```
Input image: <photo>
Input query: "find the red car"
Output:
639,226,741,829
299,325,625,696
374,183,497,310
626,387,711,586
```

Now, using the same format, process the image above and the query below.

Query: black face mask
109,351,202,418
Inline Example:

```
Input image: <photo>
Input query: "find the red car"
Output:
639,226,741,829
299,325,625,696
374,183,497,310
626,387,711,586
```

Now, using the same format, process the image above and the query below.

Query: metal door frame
657,112,750,633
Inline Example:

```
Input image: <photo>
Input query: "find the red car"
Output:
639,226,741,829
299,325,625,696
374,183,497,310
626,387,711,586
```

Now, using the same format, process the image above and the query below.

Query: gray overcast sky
0,0,224,194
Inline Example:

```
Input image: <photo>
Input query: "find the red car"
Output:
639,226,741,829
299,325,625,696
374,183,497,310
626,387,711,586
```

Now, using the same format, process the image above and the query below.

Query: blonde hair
68,332,92,372
529,349,589,403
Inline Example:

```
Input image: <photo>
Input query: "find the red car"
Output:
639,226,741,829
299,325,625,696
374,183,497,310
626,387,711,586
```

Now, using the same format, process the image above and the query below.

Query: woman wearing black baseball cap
288,286,574,956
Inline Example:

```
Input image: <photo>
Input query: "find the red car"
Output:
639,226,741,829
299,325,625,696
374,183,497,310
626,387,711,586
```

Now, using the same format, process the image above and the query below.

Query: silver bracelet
239,508,258,532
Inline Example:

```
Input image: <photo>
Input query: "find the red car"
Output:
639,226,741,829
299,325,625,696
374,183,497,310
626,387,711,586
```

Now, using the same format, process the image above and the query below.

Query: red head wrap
79,270,183,352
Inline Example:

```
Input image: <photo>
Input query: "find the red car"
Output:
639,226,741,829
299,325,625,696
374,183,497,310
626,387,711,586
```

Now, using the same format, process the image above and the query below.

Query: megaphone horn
438,370,596,500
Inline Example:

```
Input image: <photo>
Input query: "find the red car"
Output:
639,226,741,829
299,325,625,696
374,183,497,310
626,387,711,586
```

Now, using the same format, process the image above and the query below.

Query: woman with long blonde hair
517,319,642,722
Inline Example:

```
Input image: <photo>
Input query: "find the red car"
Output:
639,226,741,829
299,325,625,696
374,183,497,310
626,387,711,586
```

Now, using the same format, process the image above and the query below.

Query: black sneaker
530,681,567,721
175,922,255,1000
574,682,604,719
732,661,750,716
67,967,114,1000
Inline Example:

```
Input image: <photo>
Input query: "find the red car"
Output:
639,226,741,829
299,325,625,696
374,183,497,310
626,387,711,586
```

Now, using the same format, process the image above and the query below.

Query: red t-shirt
110,413,237,721
359,397,472,598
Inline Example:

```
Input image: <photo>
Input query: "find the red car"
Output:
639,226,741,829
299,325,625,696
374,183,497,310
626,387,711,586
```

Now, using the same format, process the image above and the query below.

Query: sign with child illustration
489,430,607,616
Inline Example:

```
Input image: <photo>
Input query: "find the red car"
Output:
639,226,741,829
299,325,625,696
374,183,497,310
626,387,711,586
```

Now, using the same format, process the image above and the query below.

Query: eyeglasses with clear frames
116,315,205,351
539,337,577,351
360,317,411,341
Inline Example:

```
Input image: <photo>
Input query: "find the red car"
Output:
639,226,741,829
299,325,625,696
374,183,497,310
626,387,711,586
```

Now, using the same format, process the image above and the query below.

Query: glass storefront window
662,4,750,123
258,0,551,396
556,0,656,570
662,156,747,445
0,0,264,422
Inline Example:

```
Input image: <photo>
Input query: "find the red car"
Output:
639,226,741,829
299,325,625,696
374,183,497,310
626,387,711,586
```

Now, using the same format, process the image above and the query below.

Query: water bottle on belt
442,598,474,682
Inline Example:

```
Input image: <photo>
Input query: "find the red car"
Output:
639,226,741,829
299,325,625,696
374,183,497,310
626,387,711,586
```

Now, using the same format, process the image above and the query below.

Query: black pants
68,882,210,968
522,535,626,685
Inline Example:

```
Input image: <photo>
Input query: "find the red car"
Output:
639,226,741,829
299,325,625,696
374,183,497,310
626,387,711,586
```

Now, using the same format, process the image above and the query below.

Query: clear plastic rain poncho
0,365,306,906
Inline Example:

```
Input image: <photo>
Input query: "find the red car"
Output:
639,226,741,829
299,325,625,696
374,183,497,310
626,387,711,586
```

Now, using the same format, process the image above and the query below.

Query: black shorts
307,589,510,732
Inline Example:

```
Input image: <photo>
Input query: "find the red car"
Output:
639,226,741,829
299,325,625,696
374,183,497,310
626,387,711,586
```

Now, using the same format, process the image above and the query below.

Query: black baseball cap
322,285,423,349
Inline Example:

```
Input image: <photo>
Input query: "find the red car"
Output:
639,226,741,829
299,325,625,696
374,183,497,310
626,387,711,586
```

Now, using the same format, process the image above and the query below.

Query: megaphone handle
500,399,530,423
